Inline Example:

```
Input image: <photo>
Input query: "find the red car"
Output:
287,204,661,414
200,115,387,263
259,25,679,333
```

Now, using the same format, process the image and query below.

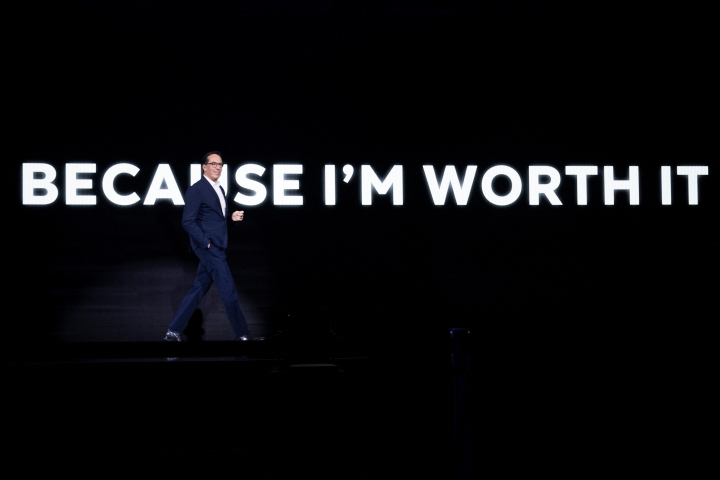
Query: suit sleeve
182,186,211,248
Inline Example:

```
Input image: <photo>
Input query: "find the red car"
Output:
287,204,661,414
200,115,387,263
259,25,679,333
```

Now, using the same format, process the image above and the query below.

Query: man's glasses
206,162,224,168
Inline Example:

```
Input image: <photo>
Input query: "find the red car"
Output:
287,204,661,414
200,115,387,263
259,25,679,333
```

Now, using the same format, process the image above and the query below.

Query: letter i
661,166,671,205
325,165,336,205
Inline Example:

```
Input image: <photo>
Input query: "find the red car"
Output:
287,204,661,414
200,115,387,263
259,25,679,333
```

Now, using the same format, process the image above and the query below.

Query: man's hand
232,210,245,222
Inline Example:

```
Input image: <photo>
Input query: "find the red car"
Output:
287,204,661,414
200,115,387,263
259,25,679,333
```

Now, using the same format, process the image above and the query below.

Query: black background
4,1,716,476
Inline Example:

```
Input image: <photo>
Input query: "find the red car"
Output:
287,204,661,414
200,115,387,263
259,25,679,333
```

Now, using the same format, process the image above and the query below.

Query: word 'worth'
22,163,708,206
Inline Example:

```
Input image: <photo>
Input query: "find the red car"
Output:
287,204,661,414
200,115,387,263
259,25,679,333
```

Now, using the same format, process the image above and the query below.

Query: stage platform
2,335,456,478
2,332,705,478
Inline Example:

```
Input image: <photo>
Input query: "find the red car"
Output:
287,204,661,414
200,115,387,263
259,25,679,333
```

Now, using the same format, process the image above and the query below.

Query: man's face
203,154,223,182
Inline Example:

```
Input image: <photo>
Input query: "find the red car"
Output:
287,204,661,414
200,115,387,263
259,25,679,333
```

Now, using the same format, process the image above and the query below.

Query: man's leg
202,246,249,338
168,256,213,334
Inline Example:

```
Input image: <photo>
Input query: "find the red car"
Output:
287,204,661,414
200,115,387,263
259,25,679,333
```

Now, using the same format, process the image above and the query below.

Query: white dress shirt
204,175,226,217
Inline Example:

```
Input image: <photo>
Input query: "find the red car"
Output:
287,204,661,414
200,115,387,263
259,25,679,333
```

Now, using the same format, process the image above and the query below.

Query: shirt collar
203,175,220,188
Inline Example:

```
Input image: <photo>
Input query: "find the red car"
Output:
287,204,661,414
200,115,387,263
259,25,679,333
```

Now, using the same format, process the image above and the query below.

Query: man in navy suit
165,151,258,341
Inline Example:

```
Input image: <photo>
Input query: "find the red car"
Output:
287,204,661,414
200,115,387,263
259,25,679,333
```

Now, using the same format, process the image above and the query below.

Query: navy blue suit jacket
182,177,235,251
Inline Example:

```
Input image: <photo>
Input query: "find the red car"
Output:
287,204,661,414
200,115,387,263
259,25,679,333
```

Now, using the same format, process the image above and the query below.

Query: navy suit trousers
169,245,249,338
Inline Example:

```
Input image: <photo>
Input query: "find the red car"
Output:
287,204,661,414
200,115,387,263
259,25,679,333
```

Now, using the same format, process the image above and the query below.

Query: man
164,151,261,341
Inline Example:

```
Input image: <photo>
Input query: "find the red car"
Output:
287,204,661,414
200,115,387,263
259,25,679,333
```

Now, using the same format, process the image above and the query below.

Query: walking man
165,151,260,341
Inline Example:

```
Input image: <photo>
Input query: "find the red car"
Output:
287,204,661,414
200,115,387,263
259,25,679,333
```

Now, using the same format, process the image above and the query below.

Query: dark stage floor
2,331,711,478
3,335,455,479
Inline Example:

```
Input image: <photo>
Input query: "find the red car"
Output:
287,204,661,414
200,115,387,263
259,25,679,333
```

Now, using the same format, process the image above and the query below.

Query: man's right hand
207,243,211,249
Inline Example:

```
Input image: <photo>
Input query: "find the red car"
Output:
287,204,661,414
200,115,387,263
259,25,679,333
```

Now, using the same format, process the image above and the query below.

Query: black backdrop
8,2,714,341
4,1,716,474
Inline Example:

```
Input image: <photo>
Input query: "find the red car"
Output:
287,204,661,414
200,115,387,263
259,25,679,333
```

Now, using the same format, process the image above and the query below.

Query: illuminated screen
6,3,715,349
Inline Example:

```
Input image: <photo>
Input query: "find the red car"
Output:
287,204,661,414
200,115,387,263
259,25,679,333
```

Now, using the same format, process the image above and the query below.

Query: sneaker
164,331,182,342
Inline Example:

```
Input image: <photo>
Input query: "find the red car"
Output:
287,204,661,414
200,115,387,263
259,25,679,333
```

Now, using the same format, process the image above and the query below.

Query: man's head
202,151,223,182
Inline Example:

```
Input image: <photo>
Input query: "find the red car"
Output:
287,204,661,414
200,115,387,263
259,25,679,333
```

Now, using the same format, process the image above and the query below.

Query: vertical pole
451,328,470,480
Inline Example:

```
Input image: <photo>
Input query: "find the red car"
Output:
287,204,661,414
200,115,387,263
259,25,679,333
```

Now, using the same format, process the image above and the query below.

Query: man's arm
182,187,211,249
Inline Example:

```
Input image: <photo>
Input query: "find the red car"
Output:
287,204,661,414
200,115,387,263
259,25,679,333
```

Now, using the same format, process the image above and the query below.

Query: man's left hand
232,210,245,222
